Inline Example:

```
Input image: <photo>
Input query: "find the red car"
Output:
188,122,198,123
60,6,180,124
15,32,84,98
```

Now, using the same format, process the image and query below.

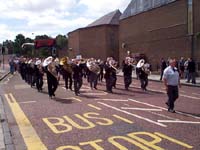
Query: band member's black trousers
74,77,82,95
64,73,72,89
140,77,148,90
98,71,104,81
36,75,43,91
47,77,58,97
124,75,132,89
106,77,115,92
89,72,98,89
167,85,179,110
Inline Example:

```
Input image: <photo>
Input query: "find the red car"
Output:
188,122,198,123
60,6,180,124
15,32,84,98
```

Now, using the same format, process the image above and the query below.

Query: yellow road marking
72,97,82,102
19,101,37,104
112,114,134,124
155,132,193,149
5,93,47,150
88,104,102,110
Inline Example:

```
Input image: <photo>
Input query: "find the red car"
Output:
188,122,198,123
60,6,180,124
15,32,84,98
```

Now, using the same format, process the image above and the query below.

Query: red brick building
119,0,200,71
68,10,121,61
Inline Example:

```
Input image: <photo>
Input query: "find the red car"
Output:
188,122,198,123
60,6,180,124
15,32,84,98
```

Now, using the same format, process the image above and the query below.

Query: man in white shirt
163,59,181,113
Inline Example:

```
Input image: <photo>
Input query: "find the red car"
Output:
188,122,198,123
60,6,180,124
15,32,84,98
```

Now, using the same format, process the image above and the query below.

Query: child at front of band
122,57,133,90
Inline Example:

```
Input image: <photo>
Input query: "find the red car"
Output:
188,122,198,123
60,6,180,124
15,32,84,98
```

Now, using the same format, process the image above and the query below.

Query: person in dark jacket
187,58,196,84
43,57,59,98
72,59,83,96
104,57,116,93
160,58,167,80
122,57,133,90
136,59,149,91
35,60,44,92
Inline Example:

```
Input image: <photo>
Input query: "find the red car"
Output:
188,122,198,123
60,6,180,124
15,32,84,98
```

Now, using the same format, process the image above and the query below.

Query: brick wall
119,0,191,70
68,25,119,61
193,0,200,65
68,30,80,59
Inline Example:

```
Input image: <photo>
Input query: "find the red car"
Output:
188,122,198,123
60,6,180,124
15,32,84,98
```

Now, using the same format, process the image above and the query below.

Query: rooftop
87,10,122,27
120,0,176,20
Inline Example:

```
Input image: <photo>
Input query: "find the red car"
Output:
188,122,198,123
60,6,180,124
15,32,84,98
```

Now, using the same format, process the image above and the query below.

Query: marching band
15,55,150,98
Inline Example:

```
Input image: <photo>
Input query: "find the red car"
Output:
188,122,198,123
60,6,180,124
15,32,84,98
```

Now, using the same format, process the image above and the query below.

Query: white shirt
163,66,179,86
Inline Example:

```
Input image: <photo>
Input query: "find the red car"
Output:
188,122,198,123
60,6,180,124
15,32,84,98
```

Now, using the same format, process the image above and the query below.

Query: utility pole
2,46,5,70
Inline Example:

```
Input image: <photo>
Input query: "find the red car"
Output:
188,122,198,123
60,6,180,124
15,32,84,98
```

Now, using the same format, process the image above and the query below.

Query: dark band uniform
122,63,133,90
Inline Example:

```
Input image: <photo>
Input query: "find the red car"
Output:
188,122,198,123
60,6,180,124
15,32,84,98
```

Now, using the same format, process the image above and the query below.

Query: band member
104,57,117,93
19,57,27,80
122,57,133,90
136,59,149,91
87,58,100,90
72,58,83,96
35,59,44,92
60,57,73,90
97,59,104,82
112,61,118,88
43,56,59,98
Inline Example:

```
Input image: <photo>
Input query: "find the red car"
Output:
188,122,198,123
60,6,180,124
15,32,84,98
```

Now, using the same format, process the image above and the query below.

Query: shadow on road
54,98,73,104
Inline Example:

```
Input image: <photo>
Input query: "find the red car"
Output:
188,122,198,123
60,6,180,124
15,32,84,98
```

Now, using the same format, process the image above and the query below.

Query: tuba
59,56,72,73
43,56,58,79
86,58,100,75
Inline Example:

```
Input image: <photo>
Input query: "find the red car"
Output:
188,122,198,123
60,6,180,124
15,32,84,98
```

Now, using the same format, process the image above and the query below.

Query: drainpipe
187,0,194,59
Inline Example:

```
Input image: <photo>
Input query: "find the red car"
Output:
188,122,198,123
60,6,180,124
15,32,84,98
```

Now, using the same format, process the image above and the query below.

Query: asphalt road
0,73,200,150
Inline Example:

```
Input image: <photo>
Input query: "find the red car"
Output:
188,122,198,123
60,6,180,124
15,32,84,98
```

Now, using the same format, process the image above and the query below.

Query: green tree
55,34,68,49
3,40,14,54
35,35,50,40
14,34,26,55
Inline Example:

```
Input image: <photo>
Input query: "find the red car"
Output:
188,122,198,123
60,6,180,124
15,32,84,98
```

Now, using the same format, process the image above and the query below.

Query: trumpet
108,59,120,74
125,57,136,66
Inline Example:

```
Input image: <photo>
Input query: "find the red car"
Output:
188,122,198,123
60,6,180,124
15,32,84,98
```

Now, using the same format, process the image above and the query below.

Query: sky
0,0,130,43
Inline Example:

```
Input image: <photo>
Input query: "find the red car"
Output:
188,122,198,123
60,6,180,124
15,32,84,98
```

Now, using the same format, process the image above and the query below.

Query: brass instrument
86,58,100,75
136,59,145,68
108,59,120,74
59,56,72,73
143,63,151,75
43,56,58,79
48,61,58,79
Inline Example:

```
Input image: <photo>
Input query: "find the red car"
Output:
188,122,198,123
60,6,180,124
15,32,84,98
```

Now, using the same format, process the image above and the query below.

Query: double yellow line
5,93,47,150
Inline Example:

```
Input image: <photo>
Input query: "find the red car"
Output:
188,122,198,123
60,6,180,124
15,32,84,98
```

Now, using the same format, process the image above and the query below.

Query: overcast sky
0,0,130,43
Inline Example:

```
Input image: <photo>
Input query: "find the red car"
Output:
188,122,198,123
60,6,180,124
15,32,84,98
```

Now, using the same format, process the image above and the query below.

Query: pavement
0,65,199,149
0,65,14,150
117,69,200,87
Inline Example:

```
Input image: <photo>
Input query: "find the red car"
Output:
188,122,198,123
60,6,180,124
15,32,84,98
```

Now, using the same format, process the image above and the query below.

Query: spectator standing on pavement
163,59,181,113
178,57,185,79
160,58,167,80
184,58,190,79
9,59,15,74
187,58,196,84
